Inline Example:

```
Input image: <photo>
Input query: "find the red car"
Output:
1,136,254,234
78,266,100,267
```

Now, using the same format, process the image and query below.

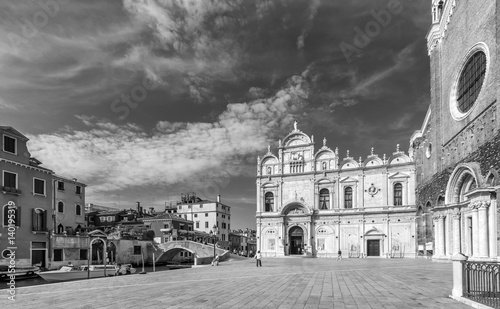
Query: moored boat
38,264,126,282
0,265,40,281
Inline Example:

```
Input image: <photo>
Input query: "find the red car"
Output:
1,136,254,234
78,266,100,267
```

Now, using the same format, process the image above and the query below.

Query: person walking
255,250,262,267
212,254,219,266
337,250,342,260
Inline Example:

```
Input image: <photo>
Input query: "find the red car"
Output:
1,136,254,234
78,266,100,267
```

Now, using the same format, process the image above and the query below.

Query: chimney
217,195,221,203
136,202,140,212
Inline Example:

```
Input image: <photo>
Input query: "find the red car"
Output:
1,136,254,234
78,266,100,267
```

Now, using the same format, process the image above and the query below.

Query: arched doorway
289,226,304,255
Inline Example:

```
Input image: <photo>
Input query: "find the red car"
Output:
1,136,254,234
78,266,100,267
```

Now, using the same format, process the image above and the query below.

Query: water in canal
0,264,185,290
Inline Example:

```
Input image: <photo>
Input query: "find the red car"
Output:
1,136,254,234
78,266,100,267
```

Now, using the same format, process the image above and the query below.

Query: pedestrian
255,250,262,267
212,254,219,266
337,250,342,260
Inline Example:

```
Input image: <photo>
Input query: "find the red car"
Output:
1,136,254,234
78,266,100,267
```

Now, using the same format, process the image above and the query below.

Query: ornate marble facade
256,123,417,258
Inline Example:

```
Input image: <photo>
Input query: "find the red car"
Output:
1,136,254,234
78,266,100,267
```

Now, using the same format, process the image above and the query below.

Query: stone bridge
156,241,229,265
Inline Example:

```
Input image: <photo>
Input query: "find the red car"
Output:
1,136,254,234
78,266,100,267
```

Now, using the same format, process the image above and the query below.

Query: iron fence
463,261,500,308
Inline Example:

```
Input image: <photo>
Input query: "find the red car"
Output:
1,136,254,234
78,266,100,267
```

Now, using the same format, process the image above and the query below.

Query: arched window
265,192,274,212
57,201,64,213
344,187,353,209
394,183,403,206
458,174,476,202
32,208,46,232
3,203,21,227
76,204,82,216
425,202,433,241
57,223,64,234
486,173,496,186
319,189,329,210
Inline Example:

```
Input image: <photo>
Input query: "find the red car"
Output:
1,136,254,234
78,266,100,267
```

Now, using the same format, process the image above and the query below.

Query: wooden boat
0,265,40,281
38,264,128,282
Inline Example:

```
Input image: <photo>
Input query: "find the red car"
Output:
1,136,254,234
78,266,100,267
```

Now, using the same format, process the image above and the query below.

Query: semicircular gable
340,159,359,170
315,150,335,160
363,156,383,167
261,156,278,165
282,132,311,147
388,153,411,165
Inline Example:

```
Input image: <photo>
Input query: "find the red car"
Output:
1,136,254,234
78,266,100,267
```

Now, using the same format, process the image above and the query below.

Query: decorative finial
323,137,327,147
346,150,350,157
383,153,386,161
257,156,261,162
396,144,400,152
293,121,298,131
371,147,374,155
278,139,282,147
359,156,362,164
335,147,339,155
311,135,314,143
267,145,271,153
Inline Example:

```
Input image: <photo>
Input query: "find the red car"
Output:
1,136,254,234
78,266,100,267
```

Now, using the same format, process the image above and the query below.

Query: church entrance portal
367,240,380,256
289,226,304,255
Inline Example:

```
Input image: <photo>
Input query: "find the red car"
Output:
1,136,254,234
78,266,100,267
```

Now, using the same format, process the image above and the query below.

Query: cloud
28,72,309,195
296,0,321,50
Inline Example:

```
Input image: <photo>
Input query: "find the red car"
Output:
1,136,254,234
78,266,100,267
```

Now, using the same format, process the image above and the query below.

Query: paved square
1,257,471,309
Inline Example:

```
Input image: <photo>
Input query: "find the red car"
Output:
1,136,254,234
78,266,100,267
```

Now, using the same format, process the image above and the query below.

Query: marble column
489,198,497,258
471,206,479,258
438,215,446,257
433,216,440,257
444,214,451,257
478,201,490,257
452,213,461,255
257,221,262,252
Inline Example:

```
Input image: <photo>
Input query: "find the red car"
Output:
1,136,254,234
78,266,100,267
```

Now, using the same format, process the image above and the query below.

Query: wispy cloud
28,72,310,196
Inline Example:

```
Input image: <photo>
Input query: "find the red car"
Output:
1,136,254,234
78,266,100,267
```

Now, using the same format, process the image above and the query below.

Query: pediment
365,227,385,236
388,172,410,179
340,176,358,183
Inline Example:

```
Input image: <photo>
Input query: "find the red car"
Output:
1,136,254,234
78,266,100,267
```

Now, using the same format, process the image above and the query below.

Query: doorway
289,226,304,255
367,239,380,256
31,242,47,267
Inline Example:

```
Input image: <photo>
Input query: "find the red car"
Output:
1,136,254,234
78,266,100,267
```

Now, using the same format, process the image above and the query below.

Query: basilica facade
256,123,416,258
411,0,500,262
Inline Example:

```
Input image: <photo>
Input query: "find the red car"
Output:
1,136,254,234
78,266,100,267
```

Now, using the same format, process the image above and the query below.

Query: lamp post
210,224,218,259
245,229,249,257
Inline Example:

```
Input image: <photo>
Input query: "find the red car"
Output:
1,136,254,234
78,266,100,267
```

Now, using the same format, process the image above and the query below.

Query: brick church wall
417,130,500,207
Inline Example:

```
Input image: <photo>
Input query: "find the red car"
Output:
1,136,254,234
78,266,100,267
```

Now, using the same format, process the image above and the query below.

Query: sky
0,0,431,230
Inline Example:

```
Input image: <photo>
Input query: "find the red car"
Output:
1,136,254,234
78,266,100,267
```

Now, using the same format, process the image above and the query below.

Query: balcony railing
463,261,500,308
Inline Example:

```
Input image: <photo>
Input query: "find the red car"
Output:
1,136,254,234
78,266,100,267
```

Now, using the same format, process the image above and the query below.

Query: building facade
174,194,231,248
411,0,500,262
0,127,90,269
0,127,53,267
256,124,417,258
54,175,86,235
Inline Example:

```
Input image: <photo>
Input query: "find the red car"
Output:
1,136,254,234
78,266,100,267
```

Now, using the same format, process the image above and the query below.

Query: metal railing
463,261,500,308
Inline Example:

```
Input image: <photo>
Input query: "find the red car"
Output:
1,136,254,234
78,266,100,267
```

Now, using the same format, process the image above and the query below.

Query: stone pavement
1,257,472,309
